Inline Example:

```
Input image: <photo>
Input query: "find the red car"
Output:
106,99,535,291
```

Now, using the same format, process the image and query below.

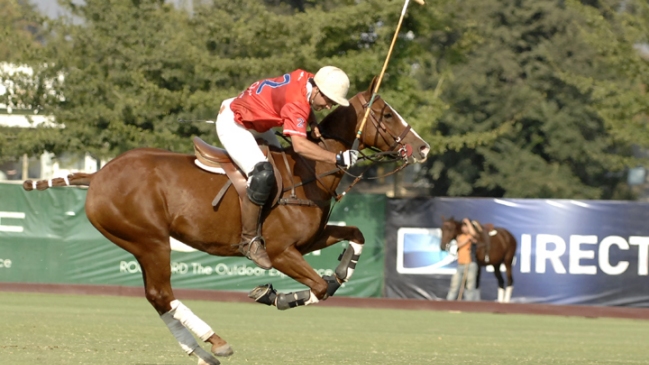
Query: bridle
355,92,413,162
278,92,416,202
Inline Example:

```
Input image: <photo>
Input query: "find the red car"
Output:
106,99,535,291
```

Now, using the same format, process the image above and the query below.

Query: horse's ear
368,76,379,94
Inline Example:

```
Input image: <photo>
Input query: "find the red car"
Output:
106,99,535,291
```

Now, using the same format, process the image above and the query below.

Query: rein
275,93,414,205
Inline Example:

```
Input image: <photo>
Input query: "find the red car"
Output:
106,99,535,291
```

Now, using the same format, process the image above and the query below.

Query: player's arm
282,103,356,167
292,136,336,163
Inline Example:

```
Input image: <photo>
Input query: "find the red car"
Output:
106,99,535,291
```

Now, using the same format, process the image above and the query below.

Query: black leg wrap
276,290,311,310
335,245,360,282
323,275,341,298
248,284,277,306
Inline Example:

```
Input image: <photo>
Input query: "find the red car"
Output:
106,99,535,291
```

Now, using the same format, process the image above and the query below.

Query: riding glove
335,150,359,169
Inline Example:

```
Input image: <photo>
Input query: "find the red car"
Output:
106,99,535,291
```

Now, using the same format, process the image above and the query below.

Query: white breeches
216,97,281,176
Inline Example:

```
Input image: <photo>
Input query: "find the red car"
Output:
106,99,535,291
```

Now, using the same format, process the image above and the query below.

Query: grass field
0,292,647,365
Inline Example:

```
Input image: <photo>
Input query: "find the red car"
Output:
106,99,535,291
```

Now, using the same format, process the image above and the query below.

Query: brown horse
440,217,517,303
23,79,429,365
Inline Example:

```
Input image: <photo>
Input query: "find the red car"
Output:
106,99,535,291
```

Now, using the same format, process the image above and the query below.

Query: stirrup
238,236,265,258
238,236,272,270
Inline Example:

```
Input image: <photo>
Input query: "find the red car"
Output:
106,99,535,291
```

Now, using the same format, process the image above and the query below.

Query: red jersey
229,69,314,137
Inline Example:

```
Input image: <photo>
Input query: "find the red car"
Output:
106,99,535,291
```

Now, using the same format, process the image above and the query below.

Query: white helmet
313,66,350,107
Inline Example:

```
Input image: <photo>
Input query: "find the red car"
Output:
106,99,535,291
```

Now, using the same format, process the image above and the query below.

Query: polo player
215,66,360,269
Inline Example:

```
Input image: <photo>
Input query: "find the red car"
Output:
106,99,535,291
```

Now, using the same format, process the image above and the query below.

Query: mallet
352,0,425,150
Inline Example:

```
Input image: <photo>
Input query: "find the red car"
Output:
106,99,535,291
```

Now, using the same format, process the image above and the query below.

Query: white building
0,63,100,182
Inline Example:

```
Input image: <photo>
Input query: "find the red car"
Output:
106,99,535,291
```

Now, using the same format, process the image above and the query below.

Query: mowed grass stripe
0,292,646,364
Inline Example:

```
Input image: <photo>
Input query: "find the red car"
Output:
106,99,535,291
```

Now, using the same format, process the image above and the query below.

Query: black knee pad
247,161,275,205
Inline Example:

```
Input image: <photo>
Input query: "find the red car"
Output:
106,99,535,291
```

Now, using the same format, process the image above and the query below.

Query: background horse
23,78,429,365
440,217,517,303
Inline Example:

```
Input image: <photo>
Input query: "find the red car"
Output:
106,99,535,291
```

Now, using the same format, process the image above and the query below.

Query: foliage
424,0,648,199
0,0,43,62
10,0,451,161
3,0,649,198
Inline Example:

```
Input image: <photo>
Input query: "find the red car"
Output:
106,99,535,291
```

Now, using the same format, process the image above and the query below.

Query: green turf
0,292,646,365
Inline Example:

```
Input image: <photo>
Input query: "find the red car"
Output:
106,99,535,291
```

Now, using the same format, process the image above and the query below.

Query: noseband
356,93,412,161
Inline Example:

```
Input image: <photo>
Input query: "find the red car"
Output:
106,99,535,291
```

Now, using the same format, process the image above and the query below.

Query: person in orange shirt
446,218,480,301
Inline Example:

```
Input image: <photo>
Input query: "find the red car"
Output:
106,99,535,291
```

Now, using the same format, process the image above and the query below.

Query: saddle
192,137,283,208
472,220,495,263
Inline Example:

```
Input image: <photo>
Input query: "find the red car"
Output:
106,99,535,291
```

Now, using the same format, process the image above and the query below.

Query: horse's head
440,216,461,251
353,78,430,164
318,77,430,164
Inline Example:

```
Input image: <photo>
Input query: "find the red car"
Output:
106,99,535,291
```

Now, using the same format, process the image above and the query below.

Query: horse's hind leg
136,246,232,364
503,261,514,303
492,266,506,303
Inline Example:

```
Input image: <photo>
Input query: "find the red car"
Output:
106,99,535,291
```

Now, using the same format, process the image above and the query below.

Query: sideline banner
0,183,384,297
385,198,649,307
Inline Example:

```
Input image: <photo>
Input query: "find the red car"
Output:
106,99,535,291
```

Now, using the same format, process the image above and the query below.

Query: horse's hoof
212,343,234,357
197,359,220,365
193,347,220,365
249,283,277,306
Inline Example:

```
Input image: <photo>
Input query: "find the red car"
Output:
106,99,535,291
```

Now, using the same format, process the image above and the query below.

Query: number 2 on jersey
256,74,290,94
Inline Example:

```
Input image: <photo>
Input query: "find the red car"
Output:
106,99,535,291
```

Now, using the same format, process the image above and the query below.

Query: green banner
0,183,384,297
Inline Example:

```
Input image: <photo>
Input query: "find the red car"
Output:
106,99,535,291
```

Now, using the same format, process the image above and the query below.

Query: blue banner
385,198,649,307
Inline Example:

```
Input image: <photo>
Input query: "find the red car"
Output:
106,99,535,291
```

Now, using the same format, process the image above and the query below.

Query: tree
562,0,649,162
0,0,43,62
421,0,646,198
0,0,49,163
21,0,453,162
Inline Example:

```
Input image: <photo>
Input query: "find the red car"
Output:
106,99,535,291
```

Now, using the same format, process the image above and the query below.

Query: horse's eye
384,113,392,119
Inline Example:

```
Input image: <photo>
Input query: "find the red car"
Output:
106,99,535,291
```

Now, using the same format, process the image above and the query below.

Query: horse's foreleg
250,246,326,310
300,225,365,287
299,225,365,255
137,249,231,363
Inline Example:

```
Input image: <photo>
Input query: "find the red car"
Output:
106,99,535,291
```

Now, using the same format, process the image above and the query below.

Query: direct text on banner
519,234,649,276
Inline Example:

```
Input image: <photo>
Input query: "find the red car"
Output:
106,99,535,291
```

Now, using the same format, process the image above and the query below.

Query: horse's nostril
420,145,430,158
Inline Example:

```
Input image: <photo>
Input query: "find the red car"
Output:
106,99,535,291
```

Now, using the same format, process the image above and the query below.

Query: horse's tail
23,172,96,191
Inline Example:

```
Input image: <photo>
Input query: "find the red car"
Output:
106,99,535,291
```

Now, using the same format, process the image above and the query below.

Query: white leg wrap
346,242,363,281
350,241,363,255
170,300,215,342
497,287,505,303
504,286,513,303
305,291,320,306
160,311,200,355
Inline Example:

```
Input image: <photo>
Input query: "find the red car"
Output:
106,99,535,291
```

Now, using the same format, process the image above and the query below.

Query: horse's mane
311,92,362,147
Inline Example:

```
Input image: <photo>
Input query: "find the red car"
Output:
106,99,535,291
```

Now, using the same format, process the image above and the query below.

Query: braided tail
23,172,95,191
